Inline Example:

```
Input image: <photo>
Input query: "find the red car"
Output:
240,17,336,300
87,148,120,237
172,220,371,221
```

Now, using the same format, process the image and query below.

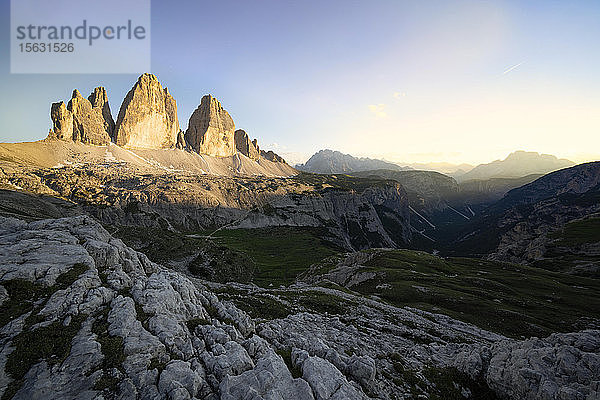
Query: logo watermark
11,0,150,73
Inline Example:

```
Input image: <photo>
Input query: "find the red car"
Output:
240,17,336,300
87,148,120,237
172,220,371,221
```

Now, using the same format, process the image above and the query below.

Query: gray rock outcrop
0,215,598,399
447,330,600,400
185,95,236,157
113,73,180,149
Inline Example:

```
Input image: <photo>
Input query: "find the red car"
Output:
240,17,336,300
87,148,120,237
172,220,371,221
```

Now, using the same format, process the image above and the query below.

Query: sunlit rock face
49,101,73,141
88,86,116,136
185,94,236,157
113,73,180,149
49,88,114,145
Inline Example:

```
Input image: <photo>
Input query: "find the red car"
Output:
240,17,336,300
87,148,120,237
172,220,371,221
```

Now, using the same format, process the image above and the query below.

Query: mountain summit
457,151,574,182
297,149,409,174
185,94,236,157
46,73,286,164
113,74,180,149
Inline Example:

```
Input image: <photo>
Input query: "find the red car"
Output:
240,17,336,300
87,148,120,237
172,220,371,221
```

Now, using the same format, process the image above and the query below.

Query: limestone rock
70,90,114,145
261,150,286,164
49,88,114,145
299,355,367,400
234,130,259,161
113,73,180,149
177,130,187,150
1,213,598,400
88,87,115,135
220,349,314,400
49,102,73,141
185,95,236,157
483,331,600,400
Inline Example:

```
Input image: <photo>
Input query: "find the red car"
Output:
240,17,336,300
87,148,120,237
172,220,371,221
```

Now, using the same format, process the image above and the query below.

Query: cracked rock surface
0,215,598,399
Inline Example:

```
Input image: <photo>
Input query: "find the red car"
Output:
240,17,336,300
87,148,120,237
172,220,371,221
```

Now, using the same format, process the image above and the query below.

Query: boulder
185,95,236,157
234,130,259,161
113,73,179,149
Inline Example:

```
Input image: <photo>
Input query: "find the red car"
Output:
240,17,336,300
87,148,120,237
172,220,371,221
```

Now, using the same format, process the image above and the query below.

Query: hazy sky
1,0,599,165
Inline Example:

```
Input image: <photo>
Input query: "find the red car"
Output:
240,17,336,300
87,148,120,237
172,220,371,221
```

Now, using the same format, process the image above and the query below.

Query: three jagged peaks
48,73,285,163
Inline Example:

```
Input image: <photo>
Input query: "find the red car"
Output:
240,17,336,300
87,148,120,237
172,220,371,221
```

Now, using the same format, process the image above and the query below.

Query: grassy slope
550,216,600,246
533,215,600,277
210,227,341,287
346,250,600,338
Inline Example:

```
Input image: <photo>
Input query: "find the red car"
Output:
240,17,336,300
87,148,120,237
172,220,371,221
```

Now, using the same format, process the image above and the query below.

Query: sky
1,0,599,166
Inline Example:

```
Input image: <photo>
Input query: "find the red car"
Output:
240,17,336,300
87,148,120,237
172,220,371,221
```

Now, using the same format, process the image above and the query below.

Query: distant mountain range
456,151,574,182
295,149,410,174
406,162,474,176
451,161,600,275
299,149,576,182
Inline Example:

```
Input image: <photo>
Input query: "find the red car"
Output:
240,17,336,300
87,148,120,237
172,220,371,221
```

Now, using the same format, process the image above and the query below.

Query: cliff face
49,88,114,145
233,181,411,250
0,152,407,251
113,74,180,149
88,87,116,135
234,130,259,161
185,95,236,157
49,101,73,141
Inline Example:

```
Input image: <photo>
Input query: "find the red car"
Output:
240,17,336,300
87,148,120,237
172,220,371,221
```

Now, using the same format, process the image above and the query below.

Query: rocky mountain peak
260,149,286,163
88,86,116,136
113,73,180,149
233,130,287,163
234,129,260,161
185,94,236,157
457,150,575,182
49,101,73,141
45,74,283,163
298,149,406,174
48,87,114,145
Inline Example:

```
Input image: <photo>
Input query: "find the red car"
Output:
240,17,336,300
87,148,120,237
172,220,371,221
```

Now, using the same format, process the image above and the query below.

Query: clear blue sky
1,0,599,165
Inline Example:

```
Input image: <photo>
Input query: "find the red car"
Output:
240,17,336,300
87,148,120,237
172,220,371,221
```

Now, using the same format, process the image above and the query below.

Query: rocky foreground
0,215,598,399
